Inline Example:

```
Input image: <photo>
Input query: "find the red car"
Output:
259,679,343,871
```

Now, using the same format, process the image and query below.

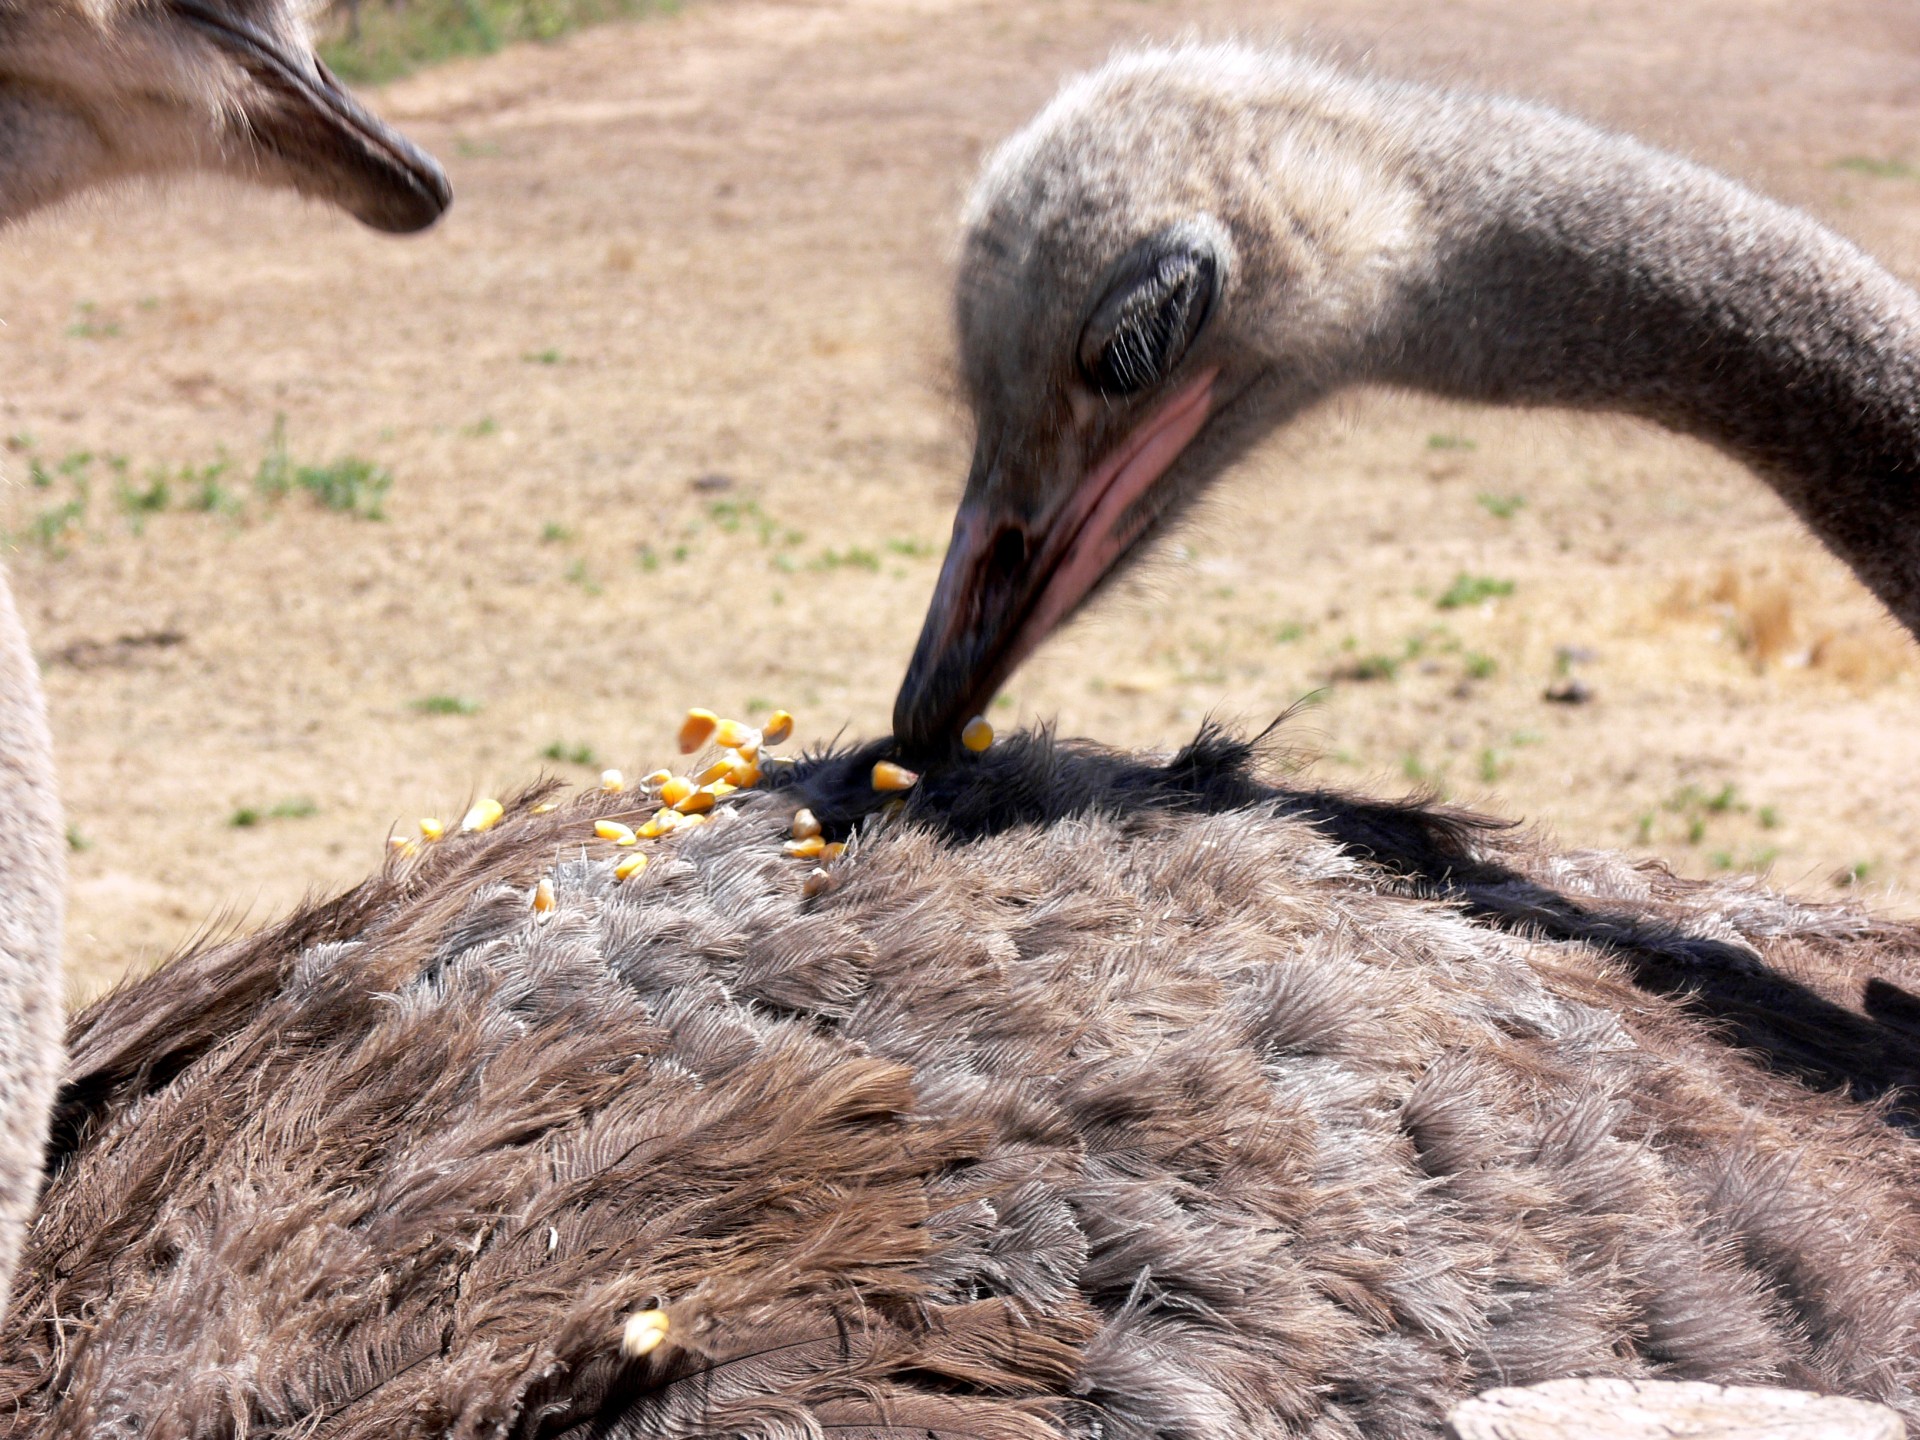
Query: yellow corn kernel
389,836,418,858
622,1309,670,1358
678,709,718,754
600,769,625,794
801,866,831,898
961,716,994,752
693,758,733,786
614,852,649,881
635,817,666,839
823,842,846,862
677,812,710,828
714,719,759,751
462,798,505,833
531,802,558,816
762,710,794,746
658,776,694,808
705,780,738,797
642,768,673,788
791,808,822,841
674,789,715,815
871,761,919,792
595,819,638,846
728,758,763,788
418,817,445,841
532,876,556,915
785,835,825,859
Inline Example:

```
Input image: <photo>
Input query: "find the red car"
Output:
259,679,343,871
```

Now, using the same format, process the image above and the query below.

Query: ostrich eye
1078,248,1218,398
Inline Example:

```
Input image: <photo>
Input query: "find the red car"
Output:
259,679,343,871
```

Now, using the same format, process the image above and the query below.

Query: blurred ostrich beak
173,0,451,232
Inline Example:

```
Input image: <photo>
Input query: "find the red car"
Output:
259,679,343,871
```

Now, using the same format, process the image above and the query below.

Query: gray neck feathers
1372,94,1920,633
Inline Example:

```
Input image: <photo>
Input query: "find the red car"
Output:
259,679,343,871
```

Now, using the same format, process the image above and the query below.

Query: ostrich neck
1376,100,1920,636
0,568,62,1313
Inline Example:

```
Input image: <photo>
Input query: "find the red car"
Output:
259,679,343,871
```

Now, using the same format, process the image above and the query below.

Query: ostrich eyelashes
1078,246,1218,397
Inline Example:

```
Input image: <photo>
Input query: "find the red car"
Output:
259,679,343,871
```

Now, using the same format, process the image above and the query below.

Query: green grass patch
322,0,678,85
1435,573,1514,609
414,694,482,716
1834,155,1917,181
230,798,319,827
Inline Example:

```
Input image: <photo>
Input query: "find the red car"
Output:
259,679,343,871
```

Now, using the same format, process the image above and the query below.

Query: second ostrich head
0,0,450,230
893,45,1920,752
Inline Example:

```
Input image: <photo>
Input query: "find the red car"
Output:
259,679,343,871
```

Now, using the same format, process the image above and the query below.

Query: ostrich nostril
988,526,1028,579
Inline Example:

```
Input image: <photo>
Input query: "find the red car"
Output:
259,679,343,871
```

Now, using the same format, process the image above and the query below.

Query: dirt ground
3,0,1919,995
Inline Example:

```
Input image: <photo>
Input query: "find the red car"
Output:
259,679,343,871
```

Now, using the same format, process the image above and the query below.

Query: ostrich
6,44,1920,1440
0,0,448,1315
892,43,1920,751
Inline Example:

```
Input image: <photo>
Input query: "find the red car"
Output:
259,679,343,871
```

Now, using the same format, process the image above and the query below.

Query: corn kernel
530,802,557,815
677,812,710,828
823,842,846,861
762,710,794,746
871,761,918,792
674,789,715,815
595,819,637,846
419,817,445,841
714,719,759,751
462,798,505,833
678,709,718,754
693,758,733,786
600,769,625,794
642,768,674,788
705,780,738,797
961,716,994,752
389,836,418,858
532,876,556,915
614,852,649,881
728,759,763,788
622,1309,670,1358
658,777,694,807
801,866,831,898
791,808,822,841
785,835,825,859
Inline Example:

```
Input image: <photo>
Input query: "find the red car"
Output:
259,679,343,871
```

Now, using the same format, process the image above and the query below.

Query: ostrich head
891,49,1422,752
0,0,451,231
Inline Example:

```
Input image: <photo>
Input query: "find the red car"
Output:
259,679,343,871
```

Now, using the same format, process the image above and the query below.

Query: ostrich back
3,729,1919,1439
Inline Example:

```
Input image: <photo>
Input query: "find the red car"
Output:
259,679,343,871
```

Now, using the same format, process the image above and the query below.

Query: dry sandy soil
3,0,1918,994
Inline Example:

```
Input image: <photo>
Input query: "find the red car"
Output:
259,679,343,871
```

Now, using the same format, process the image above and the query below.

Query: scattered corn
713,719,758,751
642,768,674,788
728,758,763,788
677,709,719,754
705,780,738,797
801,867,831,898
674,789,715,815
595,819,638,846
419,817,445,841
762,710,794,746
614,852,649,881
693,758,733,787
622,1309,671,1359
823,842,845,861
678,812,710,828
785,835,825,859
658,776,695,808
791,808,822,841
389,836,418,858
871,761,919,792
962,716,994,752
601,769,626,794
462,798,505,833
532,876,556,915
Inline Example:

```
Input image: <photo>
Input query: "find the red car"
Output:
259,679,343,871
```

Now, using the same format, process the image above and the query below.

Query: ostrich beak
170,0,451,232
893,369,1217,754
